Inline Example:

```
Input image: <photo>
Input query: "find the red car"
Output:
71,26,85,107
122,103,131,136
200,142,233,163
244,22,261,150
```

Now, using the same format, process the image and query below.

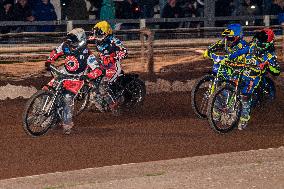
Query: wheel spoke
23,90,56,136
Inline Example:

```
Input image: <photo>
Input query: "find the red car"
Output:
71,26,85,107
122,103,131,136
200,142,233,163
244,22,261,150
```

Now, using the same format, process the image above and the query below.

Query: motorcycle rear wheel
191,75,215,119
122,78,146,111
73,91,90,116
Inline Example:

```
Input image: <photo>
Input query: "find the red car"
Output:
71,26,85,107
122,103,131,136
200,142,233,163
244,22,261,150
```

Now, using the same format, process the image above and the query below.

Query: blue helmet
222,23,243,38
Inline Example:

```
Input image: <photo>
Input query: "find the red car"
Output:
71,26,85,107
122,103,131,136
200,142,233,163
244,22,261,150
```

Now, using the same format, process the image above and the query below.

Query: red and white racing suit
89,34,128,82
45,42,102,127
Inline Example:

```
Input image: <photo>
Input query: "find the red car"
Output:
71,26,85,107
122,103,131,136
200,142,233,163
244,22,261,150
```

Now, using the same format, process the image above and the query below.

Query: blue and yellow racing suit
237,42,280,123
205,38,249,79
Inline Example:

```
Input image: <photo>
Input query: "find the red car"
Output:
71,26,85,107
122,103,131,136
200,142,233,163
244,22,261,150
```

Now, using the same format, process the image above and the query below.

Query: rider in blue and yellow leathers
204,25,280,130
204,23,249,78
204,23,249,122
236,28,280,130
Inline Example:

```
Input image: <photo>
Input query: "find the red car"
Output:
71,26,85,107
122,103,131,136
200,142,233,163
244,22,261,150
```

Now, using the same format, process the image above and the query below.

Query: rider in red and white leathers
45,28,102,134
88,21,128,110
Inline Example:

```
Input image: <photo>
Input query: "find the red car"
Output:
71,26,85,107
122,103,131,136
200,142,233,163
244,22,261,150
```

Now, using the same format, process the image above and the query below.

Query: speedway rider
203,23,249,124
204,23,249,77
88,20,128,112
45,28,103,134
235,28,280,130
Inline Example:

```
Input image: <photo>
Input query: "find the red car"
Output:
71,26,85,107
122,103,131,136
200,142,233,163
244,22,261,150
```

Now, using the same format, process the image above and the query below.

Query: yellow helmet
92,21,112,41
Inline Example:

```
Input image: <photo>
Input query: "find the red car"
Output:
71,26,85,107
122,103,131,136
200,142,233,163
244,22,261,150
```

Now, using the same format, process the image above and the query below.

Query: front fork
44,86,61,117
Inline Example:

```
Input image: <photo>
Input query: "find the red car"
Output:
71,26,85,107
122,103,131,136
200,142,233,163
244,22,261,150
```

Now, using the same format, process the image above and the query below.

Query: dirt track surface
1,147,284,189
0,86,283,180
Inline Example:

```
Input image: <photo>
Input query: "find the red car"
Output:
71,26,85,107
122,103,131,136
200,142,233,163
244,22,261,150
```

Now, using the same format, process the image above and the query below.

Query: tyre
191,75,215,119
122,78,146,110
207,84,242,134
262,76,276,101
251,77,276,108
22,90,57,137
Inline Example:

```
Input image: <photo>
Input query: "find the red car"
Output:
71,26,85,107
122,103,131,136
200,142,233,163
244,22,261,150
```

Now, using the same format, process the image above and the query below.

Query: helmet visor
93,28,105,40
66,34,79,47
255,31,268,43
226,36,236,42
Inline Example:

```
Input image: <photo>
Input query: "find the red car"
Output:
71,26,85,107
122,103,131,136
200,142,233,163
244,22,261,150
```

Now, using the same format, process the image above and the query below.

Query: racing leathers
205,38,249,78
204,38,249,123
237,42,280,128
88,34,128,109
45,41,101,133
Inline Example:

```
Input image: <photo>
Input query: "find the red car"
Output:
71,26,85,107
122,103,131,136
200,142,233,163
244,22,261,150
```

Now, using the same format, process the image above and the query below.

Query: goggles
93,28,105,39
66,34,79,47
255,31,268,43
225,36,237,42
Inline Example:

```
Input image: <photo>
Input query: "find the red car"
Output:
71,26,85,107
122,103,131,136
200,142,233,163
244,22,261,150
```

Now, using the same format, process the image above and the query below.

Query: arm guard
208,40,224,52
266,53,280,76
228,41,249,61
46,43,65,63
111,37,128,61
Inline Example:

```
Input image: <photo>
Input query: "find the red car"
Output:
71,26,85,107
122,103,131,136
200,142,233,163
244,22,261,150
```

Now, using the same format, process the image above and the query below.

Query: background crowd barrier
0,21,283,78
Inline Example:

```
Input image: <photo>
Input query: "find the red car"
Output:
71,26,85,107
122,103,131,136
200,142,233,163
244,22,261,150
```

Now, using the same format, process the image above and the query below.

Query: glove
45,61,51,71
79,75,89,81
203,50,209,59
101,52,116,65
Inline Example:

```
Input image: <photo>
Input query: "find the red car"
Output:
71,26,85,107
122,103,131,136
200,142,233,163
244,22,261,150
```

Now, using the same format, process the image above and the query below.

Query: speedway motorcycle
206,61,276,134
23,65,146,137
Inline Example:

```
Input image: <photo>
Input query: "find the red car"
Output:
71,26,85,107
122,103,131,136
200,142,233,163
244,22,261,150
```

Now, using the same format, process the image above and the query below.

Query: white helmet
66,28,86,48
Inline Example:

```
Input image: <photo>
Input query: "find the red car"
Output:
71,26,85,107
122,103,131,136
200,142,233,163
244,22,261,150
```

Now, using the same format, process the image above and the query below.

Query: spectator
116,0,140,19
183,0,204,27
33,0,57,32
140,0,158,18
87,0,102,19
270,0,284,25
215,0,235,26
13,0,35,21
196,0,204,17
0,0,15,33
60,0,71,20
65,0,89,20
161,0,184,29
184,0,203,17
28,0,40,10
13,0,35,31
115,0,140,29
240,0,261,16
240,0,261,25
100,0,115,20
270,0,284,15
215,0,235,17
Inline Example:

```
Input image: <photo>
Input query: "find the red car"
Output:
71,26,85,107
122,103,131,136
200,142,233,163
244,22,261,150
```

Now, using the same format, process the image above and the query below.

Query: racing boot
238,116,250,130
238,95,251,130
62,122,73,135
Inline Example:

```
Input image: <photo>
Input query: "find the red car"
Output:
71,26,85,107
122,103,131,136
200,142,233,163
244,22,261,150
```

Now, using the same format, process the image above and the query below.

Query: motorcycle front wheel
22,90,57,137
207,84,242,134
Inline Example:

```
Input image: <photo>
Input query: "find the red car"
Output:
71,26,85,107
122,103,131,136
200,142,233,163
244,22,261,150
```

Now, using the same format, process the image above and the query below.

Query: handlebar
49,64,81,80
220,59,266,70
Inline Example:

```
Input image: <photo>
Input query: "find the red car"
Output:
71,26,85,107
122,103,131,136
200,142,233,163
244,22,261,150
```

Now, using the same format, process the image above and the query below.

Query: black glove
79,75,89,81
45,61,51,71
